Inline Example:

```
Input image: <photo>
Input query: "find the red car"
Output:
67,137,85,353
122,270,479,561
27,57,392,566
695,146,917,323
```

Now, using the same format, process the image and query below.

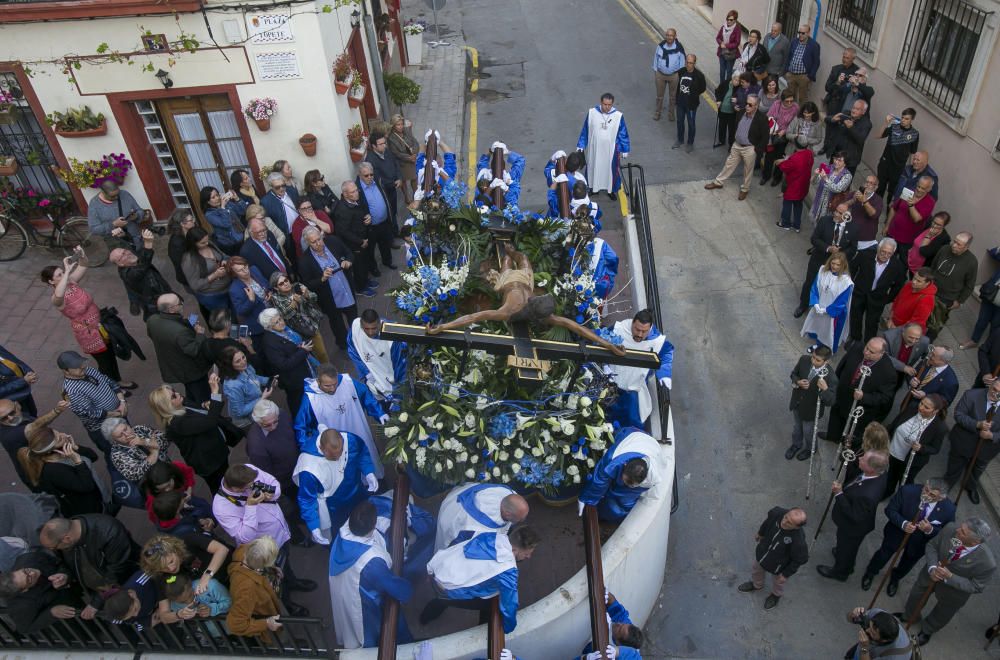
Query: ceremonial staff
898,350,932,414
904,537,963,631
955,399,997,506
900,416,932,489
813,406,864,544
805,365,830,501
867,491,934,609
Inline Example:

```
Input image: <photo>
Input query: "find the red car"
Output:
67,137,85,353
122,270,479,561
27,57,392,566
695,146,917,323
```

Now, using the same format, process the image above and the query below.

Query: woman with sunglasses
268,271,330,363
715,10,742,84
289,197,334,258
140,534,231,626
302,169,338,216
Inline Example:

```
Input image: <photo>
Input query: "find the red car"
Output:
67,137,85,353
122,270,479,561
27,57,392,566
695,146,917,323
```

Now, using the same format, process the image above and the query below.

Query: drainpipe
812,0,822,40
362,1,390,120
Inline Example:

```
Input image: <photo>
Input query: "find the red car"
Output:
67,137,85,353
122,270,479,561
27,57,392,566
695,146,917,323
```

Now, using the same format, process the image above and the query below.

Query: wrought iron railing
621,162,679,515
826,0,879,52
896,0,992,117
776,0,804,41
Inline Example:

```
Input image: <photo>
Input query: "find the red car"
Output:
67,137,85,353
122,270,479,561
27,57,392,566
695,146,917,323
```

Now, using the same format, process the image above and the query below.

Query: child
163,571,231,639
103,571,159,633
152,489,215,537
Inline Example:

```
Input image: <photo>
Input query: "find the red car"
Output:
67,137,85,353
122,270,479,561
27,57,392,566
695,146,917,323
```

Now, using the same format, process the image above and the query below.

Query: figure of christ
425,245,626,356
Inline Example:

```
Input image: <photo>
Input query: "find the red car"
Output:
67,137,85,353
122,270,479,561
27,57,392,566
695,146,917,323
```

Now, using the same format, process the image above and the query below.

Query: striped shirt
63,367,121,431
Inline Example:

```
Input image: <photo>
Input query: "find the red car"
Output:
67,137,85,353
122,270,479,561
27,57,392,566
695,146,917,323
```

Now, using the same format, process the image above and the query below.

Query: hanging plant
243,97,277,131
348,74,366,109
55,152,132,189
46,105,108,137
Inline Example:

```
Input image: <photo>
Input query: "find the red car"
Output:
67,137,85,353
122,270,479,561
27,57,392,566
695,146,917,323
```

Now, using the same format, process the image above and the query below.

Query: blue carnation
575,315,584,323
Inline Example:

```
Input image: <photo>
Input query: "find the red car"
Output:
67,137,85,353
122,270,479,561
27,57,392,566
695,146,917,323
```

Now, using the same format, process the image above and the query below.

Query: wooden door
156,95,252,224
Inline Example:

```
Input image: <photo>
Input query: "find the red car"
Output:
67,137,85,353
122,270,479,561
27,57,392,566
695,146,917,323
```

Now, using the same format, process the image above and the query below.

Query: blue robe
543,159,586,188
578,600,642,659
414,152,458,191
607,324,675,429
577,106,630,194
588,238,619,300
475,151,526,207
806,277,853,353
579,427,653,522
294,374,385,451
329,530,412,648
296,430,375,533
346,322,408,403
371,494,436,582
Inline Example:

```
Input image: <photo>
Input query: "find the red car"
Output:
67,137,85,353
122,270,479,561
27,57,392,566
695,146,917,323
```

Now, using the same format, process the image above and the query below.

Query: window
896,0,992,117
826,0,880,51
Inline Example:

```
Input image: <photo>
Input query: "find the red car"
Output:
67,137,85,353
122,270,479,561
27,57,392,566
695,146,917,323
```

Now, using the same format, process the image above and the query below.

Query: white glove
413,640,433,660
311,529,330,546
379,414,390,424
365,473,379,492
551,150,567,162
658,376,672,389
818,306,827,315
585,652,602,660
491,141,509,154
605,645,618,660
813,303,823,314
620,153,629,160
499,649,513,660
552,173,569,184
604,588,611,605
489,178,509,191
577,500,586,516
576,147,585,152
424,129,441,142
413,189,425,201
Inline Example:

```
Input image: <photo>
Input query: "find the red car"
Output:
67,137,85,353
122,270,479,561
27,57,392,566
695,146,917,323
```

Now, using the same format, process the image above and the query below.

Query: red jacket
891,281,938,330
779,148,814,201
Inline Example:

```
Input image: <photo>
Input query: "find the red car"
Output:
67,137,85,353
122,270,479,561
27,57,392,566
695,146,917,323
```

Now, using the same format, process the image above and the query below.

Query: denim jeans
718,54,735,85
781,199,804,229
676,102,697,145
790,409,817,451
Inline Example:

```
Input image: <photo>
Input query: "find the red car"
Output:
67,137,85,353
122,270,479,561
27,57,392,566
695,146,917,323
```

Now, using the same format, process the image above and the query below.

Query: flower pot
405,31,423,65
335,77,352,95
254,117,271,132
348,86,366,109
299,133,317,157
0,106,21,126
54,118,108,138
350,147,366,163
0,156,19,177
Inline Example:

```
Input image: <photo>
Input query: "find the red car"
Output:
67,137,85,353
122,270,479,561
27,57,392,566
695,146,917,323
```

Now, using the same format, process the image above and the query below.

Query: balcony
0,0,203,24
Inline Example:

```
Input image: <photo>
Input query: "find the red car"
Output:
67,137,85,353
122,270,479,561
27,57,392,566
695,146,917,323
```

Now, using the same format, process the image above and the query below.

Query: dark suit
943,388,1000,497
822,62,860,111
798,216,860,309
826,113,872,173
331,198,373,290
240,235,291,283
893,365,959,424
260,189,300,239
975,326,1000,388
355,175,396,270
366,149,402,231
864,484,955,582
825,345,898,447
884,411,948,493
260,331,313,416
881,327,931,390
849,252,907,343
830,472,888,577
298,235,359,348
0,344,36,416
788,355,839,451
904,523,997,634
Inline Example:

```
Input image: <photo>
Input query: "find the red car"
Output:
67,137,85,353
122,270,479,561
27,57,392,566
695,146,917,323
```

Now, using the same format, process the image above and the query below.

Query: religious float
341,135,675,659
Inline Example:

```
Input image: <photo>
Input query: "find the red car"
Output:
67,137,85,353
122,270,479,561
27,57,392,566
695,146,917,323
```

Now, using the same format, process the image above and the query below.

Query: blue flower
568,247,576,256
486,413,516,440
448,306,457,314
478,472,487,480
439,293,448,301
575,315,584,323
441,180,468,209
487,460,495,469
449,289,458,296
418,440,428,447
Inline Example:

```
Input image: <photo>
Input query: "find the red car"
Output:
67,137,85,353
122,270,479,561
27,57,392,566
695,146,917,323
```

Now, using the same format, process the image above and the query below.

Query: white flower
501,438,510,447
398,413,409,423
502,474,511,483
586,458,595,468
531,447,543,457
476,396,488,407
510,463,521,473
492,467,500,477
567,394,579,410
436,422,444,430
580,396,592,407
449,224,456,231
465,413,476,428
562,444,570,454
458,451,468,462
465,469,476,478
446,459,454,469
471,454,479,464
384,426,400,438
449,385,460,397
573,474,581,483
567,465,580,476
498,451,509,461
513,448,524,459
434,462,443,473
544,455,557,465
541,430,551,442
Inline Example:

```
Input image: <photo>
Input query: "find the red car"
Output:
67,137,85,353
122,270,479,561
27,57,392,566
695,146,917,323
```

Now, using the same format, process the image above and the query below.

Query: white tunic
349,317,397,399
329,523,392,648
291,430,348,539
584,107,623,192
800,268,853,350
305,375,384,478
609,318,666,423
434,483,513,551
427,533,515,592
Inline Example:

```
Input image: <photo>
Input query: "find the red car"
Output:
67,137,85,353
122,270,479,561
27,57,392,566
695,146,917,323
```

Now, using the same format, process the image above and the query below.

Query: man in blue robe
579,427,662,522
587,237,619,300
606,309,675,429
413,130,458,199
294,428,378,545
371,491,436,581
544,149,588,189
329,500,412,648
346,309,407,409
421,526,541,633
578,591,645,659
474,142,526,207
435,482,530,551
578,93,630,198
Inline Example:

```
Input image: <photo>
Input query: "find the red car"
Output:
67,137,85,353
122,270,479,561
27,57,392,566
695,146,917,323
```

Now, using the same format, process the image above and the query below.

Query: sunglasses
276,278,290,285
273,184,286,189
299,205,313,211
798,31,808,35
0,409,17,420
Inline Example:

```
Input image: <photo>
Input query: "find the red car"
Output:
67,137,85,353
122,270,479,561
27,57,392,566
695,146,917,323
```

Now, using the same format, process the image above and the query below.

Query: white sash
589,238,606,273
329,523,392,648
434,483,512,551
612,431,661,492
350,318,396,399
427,534,514,592
609,319,665,422
291,430,347,536
305,375,384,478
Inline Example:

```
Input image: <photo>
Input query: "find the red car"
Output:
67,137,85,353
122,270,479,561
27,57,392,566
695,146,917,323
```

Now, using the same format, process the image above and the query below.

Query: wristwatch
204,569,214,577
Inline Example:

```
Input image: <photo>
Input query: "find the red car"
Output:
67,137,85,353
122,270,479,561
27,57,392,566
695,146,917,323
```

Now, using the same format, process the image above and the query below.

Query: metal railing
621,162,679,515
895,0,992,117
0,610,329,656
825,0,879,52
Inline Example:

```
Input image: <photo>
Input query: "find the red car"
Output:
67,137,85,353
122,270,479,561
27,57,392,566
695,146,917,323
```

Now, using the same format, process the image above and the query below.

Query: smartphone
818,162,831,176
229,326,239,340
67,253,81,265
187,314,199,327
891,115,901,124
267,376,279,390
238,324,250,338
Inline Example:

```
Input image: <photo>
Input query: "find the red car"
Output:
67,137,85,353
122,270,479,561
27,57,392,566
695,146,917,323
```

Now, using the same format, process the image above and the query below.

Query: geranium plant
402,19,427,35
0,89,16,112
243,97,278,122
0,180,73,216
333,52,353,82
55,152,132,189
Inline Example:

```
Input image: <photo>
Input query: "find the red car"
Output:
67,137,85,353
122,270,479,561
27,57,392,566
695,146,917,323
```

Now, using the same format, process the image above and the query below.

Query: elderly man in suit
260,172,299,240
894,345,959,421
882,323,930,388
794,204,860,318
241,217,292,282
849,238,907,345
974,325,1000,389
786,345,839,460
821,338,898,447
861,479,955,597
762,23,790,79
942,380,1000,504
902,518,997,646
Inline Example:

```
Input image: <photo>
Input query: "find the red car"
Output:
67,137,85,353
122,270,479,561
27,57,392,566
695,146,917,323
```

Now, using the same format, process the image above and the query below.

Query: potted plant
0,155,18,177
347,74,366,109
299,133,317,157
383,72,421,116
333,53,354,95
403,19,426,65
0,89,20,126
45,105,108,138
55,152,133,189
243,97,278,131
346,124,367,162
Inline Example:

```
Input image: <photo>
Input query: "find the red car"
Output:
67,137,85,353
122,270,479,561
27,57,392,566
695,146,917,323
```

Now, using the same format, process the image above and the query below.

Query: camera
251,481,276,498
852,611,871,628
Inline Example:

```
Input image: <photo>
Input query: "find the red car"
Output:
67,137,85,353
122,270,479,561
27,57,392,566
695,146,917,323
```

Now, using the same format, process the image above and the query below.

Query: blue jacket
436,533,520,634
579,599,642,659
204,207,243,249
371,494,436,582
579,426,652,521
222,366,269,425
346,324,408,397
475,151,526,207
0,344,32,403
228,266,270,334
294,375,386,450
784,37,821,81
414,153,458,190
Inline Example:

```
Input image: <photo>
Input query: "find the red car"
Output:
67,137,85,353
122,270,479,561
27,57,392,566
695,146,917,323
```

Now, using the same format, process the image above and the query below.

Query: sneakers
366,278,380,289
737,581,761,593
775,221,791,231
671,141,683,149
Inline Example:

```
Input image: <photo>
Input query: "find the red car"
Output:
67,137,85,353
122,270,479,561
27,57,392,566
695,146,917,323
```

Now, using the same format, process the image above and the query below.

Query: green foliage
383,72,421,109
45,106,105,132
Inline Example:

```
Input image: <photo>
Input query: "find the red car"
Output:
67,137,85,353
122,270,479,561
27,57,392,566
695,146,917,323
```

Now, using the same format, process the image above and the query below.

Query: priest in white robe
294,364,388,478
346,309,407,407
578,426,662,522
577,93,630,196
606,309,675,429
293,428,378,544
329,500,413,648
434,482,530,551
800,254,854,354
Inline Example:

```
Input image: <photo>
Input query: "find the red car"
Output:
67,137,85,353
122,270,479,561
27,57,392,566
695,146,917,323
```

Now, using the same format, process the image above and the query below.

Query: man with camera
110,229,174,320
844,607,911,659
86,180,146,251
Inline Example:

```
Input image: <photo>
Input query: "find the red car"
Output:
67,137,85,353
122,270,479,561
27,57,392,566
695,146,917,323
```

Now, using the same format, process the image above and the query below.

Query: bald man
738,506,808,609
434,483,529,551
146,293,213,403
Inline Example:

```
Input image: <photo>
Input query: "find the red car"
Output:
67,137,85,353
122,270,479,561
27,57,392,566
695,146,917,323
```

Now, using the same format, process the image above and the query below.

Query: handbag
722,48,738,61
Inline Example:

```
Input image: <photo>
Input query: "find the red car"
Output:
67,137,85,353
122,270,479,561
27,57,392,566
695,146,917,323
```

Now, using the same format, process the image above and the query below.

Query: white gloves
585,645,617,660
658,376,672,389
551,150,567,162
813,303,827,314
552,173,569,184
489,178,509,192
577,500,586,516
311,529,330,546
604,588,611,605
379,414,390,424
499,649,513,660
620,153,629,160
491,141,509,154
365,473,379,492
413,189,425,201
424,129,441,142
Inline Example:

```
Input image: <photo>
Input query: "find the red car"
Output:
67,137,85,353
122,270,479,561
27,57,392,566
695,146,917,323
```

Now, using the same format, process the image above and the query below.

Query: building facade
712,0,1000,275
0,0,411,222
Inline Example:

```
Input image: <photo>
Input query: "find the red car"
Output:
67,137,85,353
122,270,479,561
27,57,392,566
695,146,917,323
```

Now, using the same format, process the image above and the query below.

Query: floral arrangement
0,180,73,216
395,256,470,324
243,97,278,122
402,19,427,35
333,52,353,82
55,152,132,189
0,89,16,112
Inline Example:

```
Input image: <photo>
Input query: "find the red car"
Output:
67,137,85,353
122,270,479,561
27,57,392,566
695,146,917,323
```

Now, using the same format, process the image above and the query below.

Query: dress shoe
785,445,799,460
793,306,807,318
886,578,899,597
288,578,317,592
285,602,310,617
737,581,761,592
383,263,398,270
119,381,139,390
606,191,616,201
860,573,874,590
985,624,999,641
763,594,780,610
129,301,141,316
738,191,749,201
796,448,813,461
759,176,770,186
684,144,693,153
704,182,723,190
816,565,848,581
771,177,782,187
668,112,675,122
968,488,981,505
671,141,682,149
915,632,932,647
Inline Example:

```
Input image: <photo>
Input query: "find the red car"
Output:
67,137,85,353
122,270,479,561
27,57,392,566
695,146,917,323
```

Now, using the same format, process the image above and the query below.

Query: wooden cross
554,154,571,218
421,130,438,196
380,321,658,383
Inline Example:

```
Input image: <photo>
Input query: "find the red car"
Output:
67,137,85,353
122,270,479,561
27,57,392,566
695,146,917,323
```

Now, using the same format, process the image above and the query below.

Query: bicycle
0,196,109,265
